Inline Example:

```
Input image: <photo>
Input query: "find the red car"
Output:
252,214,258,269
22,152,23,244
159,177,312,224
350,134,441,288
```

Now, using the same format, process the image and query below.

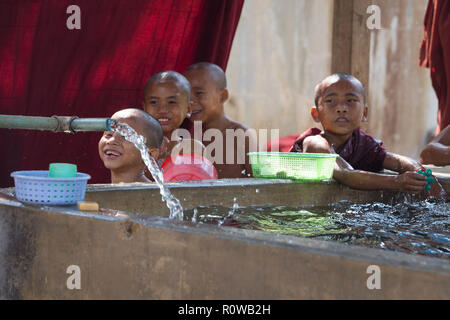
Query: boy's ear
149,147,160,161
219,89,229,104
186,100,193,118
157,137,170,160
311,106,320,123
362,105,369,122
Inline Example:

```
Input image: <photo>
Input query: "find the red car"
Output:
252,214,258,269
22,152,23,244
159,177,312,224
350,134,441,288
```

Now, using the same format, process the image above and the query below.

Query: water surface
184,199,450,259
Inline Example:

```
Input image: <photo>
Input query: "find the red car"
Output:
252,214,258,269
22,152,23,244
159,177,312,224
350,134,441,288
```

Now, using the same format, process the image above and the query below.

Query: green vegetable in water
276,171,287,179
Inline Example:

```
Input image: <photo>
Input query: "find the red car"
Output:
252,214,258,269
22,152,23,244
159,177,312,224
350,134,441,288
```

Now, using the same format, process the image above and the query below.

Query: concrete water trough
0,177,449,299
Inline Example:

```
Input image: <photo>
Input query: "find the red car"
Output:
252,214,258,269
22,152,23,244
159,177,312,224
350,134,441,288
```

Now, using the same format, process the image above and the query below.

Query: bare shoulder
434,125,450,145
224,117,249,131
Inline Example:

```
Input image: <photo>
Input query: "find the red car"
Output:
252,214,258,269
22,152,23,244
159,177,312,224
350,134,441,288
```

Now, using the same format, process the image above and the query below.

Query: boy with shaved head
291,73,442,195
99,108,163,183
183,62,253,179
143,70,210,165
143,70,192,140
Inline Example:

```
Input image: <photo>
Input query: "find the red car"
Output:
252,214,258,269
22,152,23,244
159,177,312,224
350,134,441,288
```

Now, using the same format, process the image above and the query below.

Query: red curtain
420,0,450,135
0,0,244,187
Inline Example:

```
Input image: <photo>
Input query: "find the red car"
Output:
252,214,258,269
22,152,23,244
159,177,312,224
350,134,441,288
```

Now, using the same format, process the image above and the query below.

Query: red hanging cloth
420,0,450,135
0,0,244,187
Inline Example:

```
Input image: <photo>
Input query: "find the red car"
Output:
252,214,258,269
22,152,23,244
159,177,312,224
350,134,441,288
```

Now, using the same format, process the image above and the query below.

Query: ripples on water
184,199,450,259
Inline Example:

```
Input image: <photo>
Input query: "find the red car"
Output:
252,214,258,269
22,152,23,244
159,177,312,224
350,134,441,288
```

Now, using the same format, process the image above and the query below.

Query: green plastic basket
248,152,338,181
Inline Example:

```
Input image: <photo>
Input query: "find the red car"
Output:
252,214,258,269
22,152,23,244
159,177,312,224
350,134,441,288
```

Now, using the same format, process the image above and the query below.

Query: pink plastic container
161,154,218,181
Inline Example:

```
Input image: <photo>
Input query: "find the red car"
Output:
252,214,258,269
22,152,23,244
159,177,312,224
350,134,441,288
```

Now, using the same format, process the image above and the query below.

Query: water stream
111,121,184,220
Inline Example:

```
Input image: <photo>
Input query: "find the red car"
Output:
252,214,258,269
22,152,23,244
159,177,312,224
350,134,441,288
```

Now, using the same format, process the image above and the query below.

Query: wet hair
184,62,227,90
113,108,164,149
314,73,366,106
144,70,191,102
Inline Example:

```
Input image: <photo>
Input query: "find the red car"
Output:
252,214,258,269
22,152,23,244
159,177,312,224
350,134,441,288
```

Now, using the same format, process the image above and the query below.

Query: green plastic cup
49,163,77,178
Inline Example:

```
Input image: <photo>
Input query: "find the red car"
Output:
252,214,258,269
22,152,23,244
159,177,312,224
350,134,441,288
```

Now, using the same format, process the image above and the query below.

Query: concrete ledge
0,178,449,299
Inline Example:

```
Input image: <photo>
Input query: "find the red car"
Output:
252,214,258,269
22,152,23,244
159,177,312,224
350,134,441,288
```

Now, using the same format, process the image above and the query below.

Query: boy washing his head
183,62,253,179
99,108,163,183
291,73,437,194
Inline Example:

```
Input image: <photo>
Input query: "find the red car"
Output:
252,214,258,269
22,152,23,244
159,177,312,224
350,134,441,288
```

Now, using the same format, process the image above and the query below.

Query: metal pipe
0,115,58,131
0,115,116,133
71,118,116,132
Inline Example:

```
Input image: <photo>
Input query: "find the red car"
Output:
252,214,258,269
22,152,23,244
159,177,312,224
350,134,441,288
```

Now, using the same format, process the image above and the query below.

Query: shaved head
144,71,191,102
314,73,366,106
184,62,227,90
111,108,163,149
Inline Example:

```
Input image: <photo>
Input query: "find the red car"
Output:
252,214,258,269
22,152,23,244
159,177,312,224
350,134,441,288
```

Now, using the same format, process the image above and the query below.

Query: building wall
367,0,438,157
225,0,438,158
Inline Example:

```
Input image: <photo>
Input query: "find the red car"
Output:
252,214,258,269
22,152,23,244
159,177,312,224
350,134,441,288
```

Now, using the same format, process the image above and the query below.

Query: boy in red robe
290,73,438,194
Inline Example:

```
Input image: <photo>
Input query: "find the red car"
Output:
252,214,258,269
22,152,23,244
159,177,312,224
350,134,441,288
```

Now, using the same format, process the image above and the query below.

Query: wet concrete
0,178,449,299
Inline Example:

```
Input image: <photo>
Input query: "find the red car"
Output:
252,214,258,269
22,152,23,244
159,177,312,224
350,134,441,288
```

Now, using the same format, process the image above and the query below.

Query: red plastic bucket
161,154,218,181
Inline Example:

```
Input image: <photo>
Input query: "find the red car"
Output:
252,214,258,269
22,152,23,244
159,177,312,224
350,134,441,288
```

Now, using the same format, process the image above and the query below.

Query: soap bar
77,201,99,212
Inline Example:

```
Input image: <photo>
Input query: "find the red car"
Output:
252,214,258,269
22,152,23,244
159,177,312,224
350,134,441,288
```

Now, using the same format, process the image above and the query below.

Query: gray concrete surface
0,178,449,299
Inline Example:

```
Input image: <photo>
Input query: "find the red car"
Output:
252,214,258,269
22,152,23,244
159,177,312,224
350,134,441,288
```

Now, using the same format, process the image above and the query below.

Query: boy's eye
196,91,204,96
104,131,113,137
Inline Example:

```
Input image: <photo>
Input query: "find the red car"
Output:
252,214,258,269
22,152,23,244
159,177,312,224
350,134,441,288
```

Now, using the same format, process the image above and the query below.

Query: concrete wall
225,0,333,138
367,0,438,157
1,181,449,299
225,0,438,158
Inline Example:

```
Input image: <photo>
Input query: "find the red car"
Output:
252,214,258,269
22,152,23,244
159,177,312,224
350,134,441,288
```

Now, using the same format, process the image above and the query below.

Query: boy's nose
159,103,170,112
336,103,348,113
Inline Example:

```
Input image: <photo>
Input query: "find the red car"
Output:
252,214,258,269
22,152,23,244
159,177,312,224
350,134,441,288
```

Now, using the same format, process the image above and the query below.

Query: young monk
142,70,208,164
290,73,439,195
183,62,253,178
420,125,450,166
98,108,163,183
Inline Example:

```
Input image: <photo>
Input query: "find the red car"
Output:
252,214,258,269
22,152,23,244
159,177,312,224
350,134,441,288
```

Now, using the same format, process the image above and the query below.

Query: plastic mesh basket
248,152,338,181
11,171,91,205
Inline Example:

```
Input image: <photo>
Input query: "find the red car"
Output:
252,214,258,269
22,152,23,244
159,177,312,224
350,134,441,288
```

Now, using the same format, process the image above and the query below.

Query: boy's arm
303,135,427,193
420,126,450,166
382,152,422,173
333,157,427,193
420,143,450,166
382,151,446,198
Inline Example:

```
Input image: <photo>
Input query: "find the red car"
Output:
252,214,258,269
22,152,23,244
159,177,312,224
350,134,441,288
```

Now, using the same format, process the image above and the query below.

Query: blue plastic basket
11,171,91,205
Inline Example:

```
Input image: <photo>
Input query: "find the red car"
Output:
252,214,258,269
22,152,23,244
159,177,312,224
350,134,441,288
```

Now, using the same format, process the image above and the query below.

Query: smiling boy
290,73,430,193
143,71,192,140
98,108,163,183
183,62,253,178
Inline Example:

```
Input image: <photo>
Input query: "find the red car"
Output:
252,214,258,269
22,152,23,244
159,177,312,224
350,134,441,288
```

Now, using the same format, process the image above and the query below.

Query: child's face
312,78,368,136
98,115,145,172
183,69,225,124
143,81,190,136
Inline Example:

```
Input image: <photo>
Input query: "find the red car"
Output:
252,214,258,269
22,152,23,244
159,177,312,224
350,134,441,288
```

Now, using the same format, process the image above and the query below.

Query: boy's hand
394,171,427,194
427,175,447,199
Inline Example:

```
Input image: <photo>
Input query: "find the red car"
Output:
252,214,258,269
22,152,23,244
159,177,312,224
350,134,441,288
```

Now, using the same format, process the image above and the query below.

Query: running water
111,121,183,220
218,197,239,226
183,199,450,258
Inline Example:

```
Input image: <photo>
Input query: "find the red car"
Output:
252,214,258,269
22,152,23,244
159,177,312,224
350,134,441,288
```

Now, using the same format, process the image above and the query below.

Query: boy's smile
183,68,225,126
143,82,190,136
98,113,150,172
103,145,122,159
99,130,138,170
